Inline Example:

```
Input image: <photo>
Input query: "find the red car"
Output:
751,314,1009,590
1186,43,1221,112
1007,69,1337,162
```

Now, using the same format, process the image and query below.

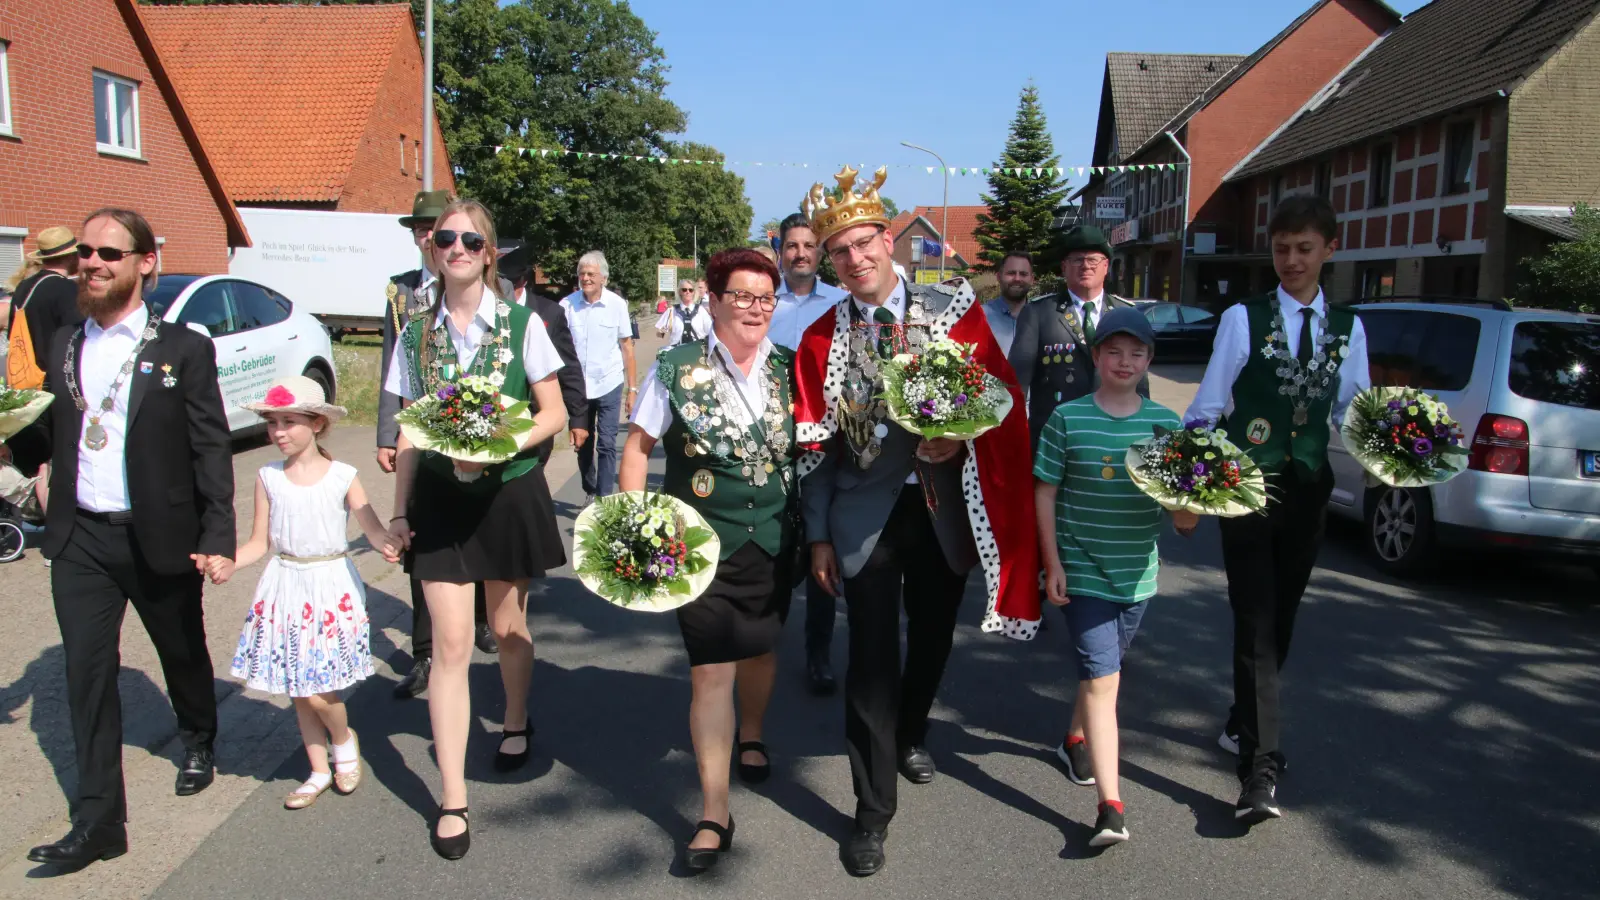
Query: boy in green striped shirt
1033,307,1197,847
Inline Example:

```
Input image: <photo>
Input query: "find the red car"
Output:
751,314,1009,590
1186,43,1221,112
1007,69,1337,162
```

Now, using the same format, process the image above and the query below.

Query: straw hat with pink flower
244,375,347,423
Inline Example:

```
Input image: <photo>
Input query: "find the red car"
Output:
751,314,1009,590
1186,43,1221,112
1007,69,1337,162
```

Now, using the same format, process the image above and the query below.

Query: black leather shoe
735,733,770,784
683,816,734,871
898,745,935,784
806,659,837,696
430,807,470,860
27,822,127,868
474,623,499,655
393,657,431,698
493,725,533,772
175,746,215,796
841,825,886,876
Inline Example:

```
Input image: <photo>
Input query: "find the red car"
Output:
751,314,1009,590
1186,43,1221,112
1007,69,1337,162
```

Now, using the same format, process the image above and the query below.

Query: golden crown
802,166,892,245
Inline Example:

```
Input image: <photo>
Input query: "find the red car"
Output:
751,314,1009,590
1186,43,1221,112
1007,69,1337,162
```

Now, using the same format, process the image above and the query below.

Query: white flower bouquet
0,385,52,444
880,339,1014,440
571,491,720,611
394,374,534,480
1126,422,1268,517
1340,387,1467,487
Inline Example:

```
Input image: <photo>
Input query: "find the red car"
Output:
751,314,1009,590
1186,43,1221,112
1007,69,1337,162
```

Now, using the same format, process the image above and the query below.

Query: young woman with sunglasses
381,199,568,860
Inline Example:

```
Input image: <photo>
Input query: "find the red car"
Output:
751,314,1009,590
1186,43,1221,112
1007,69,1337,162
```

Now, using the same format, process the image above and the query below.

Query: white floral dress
230,461,374,697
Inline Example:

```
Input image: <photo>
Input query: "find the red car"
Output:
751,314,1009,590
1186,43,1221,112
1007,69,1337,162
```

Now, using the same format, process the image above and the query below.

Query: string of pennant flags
462,144,1187,178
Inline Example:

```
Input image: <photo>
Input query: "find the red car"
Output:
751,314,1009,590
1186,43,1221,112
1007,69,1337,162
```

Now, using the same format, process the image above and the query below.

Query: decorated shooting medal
1257,306,1349,428
63,316,160,451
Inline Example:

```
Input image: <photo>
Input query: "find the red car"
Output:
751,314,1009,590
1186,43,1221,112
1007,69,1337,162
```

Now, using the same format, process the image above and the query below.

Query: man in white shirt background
561,250,638,503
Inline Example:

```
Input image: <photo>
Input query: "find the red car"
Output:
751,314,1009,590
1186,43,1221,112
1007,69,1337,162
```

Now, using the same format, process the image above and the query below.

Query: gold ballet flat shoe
332,729,362,795
284,777,332,810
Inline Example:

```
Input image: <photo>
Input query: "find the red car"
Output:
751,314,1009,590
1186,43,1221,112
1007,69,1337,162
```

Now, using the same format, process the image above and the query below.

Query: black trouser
51,512,217,827
842,488,967,831
803,573,835,664
409,577,488,659
1217,464,1333,781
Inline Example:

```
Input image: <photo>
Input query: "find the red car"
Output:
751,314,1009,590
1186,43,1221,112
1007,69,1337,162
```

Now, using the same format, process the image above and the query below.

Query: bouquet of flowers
880,339,1014,440
394,374,534,480
1126,421,1268,517
572,491,720,611
0,385,53,444
1340,387,1467,487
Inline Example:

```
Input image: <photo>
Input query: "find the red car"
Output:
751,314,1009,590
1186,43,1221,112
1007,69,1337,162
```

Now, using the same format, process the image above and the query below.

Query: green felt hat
399,190,454,229
1061,225,1113,258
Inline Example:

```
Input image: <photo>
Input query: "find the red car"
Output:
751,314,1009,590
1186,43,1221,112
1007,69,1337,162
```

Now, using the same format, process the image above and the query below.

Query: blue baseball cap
1093,306,1156,347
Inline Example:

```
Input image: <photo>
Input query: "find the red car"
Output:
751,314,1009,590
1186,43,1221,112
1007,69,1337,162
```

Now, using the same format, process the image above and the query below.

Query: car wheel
302,365,334,403
1364,485,1434,576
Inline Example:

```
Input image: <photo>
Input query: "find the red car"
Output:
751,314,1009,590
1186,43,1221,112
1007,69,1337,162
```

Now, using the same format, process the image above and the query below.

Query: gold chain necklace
63,315,160,451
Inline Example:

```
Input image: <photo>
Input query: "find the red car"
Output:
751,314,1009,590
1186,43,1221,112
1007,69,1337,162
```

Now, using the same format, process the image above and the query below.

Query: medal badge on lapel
160,363,177,388
140,361,154,374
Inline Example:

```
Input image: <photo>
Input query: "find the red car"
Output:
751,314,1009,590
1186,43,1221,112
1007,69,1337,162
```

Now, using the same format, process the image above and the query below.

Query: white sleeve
693,306,713,338
1184,303,1250,425
654,308,673,332
614,296,633,337
520,317,563,384
629,364,674,438
1332,316,1372,425
384,339,417,401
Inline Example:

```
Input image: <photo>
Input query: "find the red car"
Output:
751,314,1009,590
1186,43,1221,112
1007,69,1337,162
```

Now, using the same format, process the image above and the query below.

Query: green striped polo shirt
1033,395,1182,604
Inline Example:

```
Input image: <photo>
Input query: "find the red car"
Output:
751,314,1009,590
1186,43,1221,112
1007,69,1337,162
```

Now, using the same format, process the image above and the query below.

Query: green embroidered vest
402,299,542,489
656,341,796,560
1220,296,1356,475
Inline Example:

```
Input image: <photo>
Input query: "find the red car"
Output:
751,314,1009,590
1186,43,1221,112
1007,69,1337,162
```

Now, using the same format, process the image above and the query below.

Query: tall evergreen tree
973,83,1071,273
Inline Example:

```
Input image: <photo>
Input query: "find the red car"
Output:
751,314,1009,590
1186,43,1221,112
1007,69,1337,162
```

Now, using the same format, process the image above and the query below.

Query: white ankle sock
331,734,359,771
298,770,333,793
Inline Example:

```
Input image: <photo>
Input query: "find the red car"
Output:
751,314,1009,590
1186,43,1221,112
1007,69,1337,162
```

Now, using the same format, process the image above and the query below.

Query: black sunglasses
432,230,487,253
77,244,137,262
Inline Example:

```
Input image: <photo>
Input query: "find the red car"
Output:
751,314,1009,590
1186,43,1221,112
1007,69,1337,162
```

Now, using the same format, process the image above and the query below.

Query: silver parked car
1327,300,1600,575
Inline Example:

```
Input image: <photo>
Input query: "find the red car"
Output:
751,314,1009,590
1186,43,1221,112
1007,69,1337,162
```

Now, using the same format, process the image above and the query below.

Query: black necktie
873,306,896,358
1296,307,1314,365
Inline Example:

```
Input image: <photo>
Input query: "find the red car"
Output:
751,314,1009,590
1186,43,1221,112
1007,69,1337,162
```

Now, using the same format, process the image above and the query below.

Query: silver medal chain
1261,307,1344,414
63,317,161,450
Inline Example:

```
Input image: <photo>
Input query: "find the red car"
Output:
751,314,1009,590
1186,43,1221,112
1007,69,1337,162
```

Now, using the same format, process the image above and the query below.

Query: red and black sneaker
1088,801,1129,847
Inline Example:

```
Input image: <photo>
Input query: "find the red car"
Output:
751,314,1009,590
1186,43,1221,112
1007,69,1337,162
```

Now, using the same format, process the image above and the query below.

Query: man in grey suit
1009,226,1146,449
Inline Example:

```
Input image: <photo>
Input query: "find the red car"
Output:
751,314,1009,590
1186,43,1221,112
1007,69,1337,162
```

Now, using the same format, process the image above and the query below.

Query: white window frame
93,70,141,158
0,42,13,136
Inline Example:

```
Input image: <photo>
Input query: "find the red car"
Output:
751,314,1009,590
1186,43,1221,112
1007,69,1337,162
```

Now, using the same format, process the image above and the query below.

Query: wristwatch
628,387,638,393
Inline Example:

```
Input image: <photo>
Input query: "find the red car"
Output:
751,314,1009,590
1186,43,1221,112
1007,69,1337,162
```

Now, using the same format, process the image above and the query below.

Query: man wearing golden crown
793,167,1040,876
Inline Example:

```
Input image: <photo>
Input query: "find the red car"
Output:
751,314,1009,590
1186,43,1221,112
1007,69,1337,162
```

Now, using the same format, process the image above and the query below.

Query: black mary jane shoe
734,732,771,784
493,725,533,772
684,817,734,871
430,807,471,860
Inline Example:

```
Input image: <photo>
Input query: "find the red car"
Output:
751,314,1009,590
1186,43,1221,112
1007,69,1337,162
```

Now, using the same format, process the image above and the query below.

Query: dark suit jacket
20,318,235,574
525,291,586,463
1009,292,1149,450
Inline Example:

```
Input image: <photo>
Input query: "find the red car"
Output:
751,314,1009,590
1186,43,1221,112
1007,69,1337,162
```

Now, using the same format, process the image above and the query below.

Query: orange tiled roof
894,206,988,265
140,3,414,205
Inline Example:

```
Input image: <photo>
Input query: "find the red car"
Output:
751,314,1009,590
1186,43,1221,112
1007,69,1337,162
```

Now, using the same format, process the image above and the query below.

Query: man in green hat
1009,225,1145,451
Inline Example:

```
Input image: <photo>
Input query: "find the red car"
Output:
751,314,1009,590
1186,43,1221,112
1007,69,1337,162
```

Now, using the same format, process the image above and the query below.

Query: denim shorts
1061,594,1149,680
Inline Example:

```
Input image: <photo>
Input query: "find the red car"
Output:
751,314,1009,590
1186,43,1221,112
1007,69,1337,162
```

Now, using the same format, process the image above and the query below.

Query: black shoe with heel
494,725,533,772
430,807,470,860
684,817,734,871
735,733,770,784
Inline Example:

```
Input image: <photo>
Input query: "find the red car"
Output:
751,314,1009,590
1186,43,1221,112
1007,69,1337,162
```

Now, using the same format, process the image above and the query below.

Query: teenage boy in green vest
1184,195,1370,826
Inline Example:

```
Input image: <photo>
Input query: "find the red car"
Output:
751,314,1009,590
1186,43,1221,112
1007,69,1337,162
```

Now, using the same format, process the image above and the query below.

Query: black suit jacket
1009,292,1149,450
526,292,586,463
21,317,236,574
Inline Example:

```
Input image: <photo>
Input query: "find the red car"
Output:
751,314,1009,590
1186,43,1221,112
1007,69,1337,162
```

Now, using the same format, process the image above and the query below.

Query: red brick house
1075,0,1400,304
0,0,247,283
1225,0,1600,303
140,3,453,213
889,206,986,279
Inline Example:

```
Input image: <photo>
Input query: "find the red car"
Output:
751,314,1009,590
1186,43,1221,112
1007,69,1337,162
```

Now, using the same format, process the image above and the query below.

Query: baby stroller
0,462,42,564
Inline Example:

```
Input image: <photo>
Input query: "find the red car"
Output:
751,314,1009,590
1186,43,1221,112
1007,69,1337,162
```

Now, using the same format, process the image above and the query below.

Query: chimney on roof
1206,61,1215,71
1138,59,1148,70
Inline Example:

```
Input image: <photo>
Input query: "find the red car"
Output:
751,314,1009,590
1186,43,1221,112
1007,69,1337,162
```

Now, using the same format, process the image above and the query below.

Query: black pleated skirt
676,541,792,667
407,457,565,583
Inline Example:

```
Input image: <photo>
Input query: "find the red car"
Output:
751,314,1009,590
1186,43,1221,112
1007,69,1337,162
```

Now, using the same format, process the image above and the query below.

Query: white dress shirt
1184,286,1371,427
76,304,151,513
632,328,773,439
769,276,848,350
384,286,563,400
1067,289,1106,333
561,288,631,398
653,302,713,347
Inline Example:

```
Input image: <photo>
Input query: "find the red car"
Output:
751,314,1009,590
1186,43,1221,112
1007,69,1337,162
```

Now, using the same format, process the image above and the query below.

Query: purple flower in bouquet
1178,476,1196,492
1412,437,1433,455
1192,462,1208,476
1378,419,1390,431
1389,413,1403,425
481,404,494,415
1387,399,1404,411
920,400,937,417
1434,424,1450,438
1184,417,1212,430
953,394,968,408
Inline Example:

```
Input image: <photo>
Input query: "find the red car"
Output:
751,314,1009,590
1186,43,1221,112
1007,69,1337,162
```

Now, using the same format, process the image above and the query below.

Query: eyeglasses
826,233,879,265
720,290,777,311
1066,255,1109,269
77,244,137,262
433,230,487,253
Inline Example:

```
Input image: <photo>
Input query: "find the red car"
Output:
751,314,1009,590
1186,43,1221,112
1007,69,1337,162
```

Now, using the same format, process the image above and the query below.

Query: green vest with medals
1220,296,1356,475
656,340,796,561
401,296,542,489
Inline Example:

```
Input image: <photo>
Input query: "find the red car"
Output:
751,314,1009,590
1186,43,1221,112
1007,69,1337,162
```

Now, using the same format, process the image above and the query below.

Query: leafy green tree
1519,203,1599,314
973,83,1070,273
660,142,753,270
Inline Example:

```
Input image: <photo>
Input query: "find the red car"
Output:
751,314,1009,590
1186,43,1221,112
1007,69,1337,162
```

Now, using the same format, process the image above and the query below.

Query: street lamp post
901,141,948,279
422,0,434,191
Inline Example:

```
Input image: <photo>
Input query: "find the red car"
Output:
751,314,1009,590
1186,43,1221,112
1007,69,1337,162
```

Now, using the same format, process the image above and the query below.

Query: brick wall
340,19,454,213
0,0,231,272
1506,13,1600,207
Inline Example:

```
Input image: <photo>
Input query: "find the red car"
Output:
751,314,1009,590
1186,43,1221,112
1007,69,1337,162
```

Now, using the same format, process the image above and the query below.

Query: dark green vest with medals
656,340,796,561
1220,296,1356,475
401,295,542,490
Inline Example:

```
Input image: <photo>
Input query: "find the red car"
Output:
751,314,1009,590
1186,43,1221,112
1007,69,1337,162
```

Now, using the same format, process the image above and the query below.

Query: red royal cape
793,279,1041,641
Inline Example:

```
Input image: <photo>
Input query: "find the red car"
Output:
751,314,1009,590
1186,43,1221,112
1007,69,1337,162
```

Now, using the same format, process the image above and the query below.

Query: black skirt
676,541,792,667
407,457,565,583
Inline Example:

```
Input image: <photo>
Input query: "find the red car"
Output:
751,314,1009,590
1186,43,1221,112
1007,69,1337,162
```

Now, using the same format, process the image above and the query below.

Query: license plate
1583,451,1600,478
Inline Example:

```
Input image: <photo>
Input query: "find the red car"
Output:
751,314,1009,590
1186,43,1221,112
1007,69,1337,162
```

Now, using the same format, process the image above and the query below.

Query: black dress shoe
683,816,734,871
393,657,431,699
27,822,127,868
898,745,935,784
493,725,533,772
735,733,770,784
175,746,215,796
841,825,886,877
430,806,470,860
474,622,499,655
806,659,837,696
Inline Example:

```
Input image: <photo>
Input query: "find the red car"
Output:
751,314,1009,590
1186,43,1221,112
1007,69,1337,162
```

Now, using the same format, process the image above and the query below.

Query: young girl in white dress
220,375,400,809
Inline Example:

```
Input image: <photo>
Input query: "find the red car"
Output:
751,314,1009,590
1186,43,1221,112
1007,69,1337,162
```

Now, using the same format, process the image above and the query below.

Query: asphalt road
5,362,1599,900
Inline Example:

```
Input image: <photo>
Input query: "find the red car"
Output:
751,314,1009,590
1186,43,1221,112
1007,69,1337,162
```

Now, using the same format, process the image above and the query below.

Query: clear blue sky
629,0,1428,235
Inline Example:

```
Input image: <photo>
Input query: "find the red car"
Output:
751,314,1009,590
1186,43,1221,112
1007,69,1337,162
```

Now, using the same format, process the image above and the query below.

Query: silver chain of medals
63,316,161,451
839,299,928,469
1259,306,1347,426
677,351,791,491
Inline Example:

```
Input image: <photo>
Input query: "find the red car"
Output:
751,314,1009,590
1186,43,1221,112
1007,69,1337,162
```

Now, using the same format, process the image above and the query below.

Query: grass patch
332,341,381,426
